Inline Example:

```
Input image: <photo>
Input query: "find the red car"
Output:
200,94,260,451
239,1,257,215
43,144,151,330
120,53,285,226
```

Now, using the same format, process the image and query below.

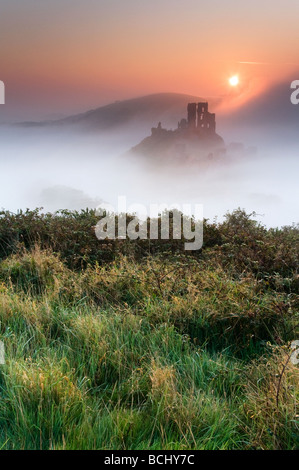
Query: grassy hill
17,93,218,132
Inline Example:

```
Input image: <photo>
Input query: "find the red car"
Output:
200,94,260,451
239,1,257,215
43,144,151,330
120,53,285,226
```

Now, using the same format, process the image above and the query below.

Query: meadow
0,208,298,450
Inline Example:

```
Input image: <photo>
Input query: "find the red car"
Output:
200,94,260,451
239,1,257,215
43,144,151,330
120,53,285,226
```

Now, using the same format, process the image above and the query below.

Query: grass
0,210,297,449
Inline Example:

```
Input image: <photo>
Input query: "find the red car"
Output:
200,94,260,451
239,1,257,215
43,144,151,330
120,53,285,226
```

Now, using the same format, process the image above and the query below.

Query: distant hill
220,80,299,142
13,82,299,145
16,93,220,134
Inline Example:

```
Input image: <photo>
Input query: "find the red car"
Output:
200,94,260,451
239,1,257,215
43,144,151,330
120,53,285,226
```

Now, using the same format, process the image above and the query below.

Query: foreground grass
0,240,298,450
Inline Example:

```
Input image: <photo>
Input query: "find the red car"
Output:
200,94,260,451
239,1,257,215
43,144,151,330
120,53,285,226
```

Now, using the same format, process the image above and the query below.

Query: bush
0,246,67,295
0,208,297,449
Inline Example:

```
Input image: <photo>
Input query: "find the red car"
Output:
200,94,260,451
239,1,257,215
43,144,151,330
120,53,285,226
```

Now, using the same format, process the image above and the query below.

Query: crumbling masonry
185,102,216,134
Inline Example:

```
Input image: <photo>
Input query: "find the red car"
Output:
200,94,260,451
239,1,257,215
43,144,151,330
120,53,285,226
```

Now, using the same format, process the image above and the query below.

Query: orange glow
0,2,299,118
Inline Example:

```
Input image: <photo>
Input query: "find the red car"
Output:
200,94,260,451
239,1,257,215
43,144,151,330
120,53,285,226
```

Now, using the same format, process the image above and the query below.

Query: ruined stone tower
187,103,197,129
187,102,216,134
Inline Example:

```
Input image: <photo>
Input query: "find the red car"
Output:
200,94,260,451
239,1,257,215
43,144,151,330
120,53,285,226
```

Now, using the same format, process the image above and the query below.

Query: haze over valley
0,86,298,228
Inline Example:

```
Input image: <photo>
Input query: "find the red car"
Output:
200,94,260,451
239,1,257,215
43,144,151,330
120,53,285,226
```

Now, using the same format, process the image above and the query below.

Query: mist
0,106,298,229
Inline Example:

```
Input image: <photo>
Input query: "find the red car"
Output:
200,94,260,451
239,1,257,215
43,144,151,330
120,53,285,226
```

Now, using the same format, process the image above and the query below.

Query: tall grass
0,210,297,449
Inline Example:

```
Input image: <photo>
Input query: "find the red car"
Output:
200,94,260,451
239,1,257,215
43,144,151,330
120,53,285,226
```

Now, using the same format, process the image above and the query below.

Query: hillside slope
17,93,219,132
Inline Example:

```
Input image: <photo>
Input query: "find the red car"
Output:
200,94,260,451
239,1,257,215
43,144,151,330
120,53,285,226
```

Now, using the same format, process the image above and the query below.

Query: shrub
0,246,68,295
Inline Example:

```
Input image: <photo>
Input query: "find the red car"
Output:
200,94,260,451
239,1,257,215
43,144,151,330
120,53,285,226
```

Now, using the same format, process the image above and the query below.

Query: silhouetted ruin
152,102,216,137
130,101,256,164
195,102,216,133
131,101,224,162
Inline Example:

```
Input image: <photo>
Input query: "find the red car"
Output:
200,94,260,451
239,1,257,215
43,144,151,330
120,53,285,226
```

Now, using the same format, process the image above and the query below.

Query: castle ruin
135,101,223,160
152,102,218,141
152,102,216,137
183,102,216,134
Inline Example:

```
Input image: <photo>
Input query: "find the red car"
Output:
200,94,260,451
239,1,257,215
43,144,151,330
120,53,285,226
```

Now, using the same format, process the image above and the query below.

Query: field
0,208,298,450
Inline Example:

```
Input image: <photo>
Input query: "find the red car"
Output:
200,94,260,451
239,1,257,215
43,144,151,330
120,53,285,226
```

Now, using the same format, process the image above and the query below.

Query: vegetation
0,208,298,449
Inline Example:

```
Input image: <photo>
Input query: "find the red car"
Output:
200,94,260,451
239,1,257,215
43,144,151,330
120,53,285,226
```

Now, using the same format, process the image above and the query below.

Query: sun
229,75,239,87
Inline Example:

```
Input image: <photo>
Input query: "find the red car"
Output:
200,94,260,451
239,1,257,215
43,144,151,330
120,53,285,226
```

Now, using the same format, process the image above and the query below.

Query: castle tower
197,102,208,130
207,113,216,132
187,103,197,129
185,101,216,133
197,102,216,133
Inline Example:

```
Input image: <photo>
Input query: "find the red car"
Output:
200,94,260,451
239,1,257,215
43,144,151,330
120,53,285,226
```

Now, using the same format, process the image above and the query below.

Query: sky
1,0,299,121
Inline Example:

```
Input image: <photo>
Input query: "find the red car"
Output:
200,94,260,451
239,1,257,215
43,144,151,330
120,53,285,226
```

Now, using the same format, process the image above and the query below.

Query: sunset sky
1,0,299,120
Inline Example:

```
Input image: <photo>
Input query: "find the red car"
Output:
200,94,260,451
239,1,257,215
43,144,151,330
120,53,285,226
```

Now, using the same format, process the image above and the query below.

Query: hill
17,93,220,133
220,80,299,142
